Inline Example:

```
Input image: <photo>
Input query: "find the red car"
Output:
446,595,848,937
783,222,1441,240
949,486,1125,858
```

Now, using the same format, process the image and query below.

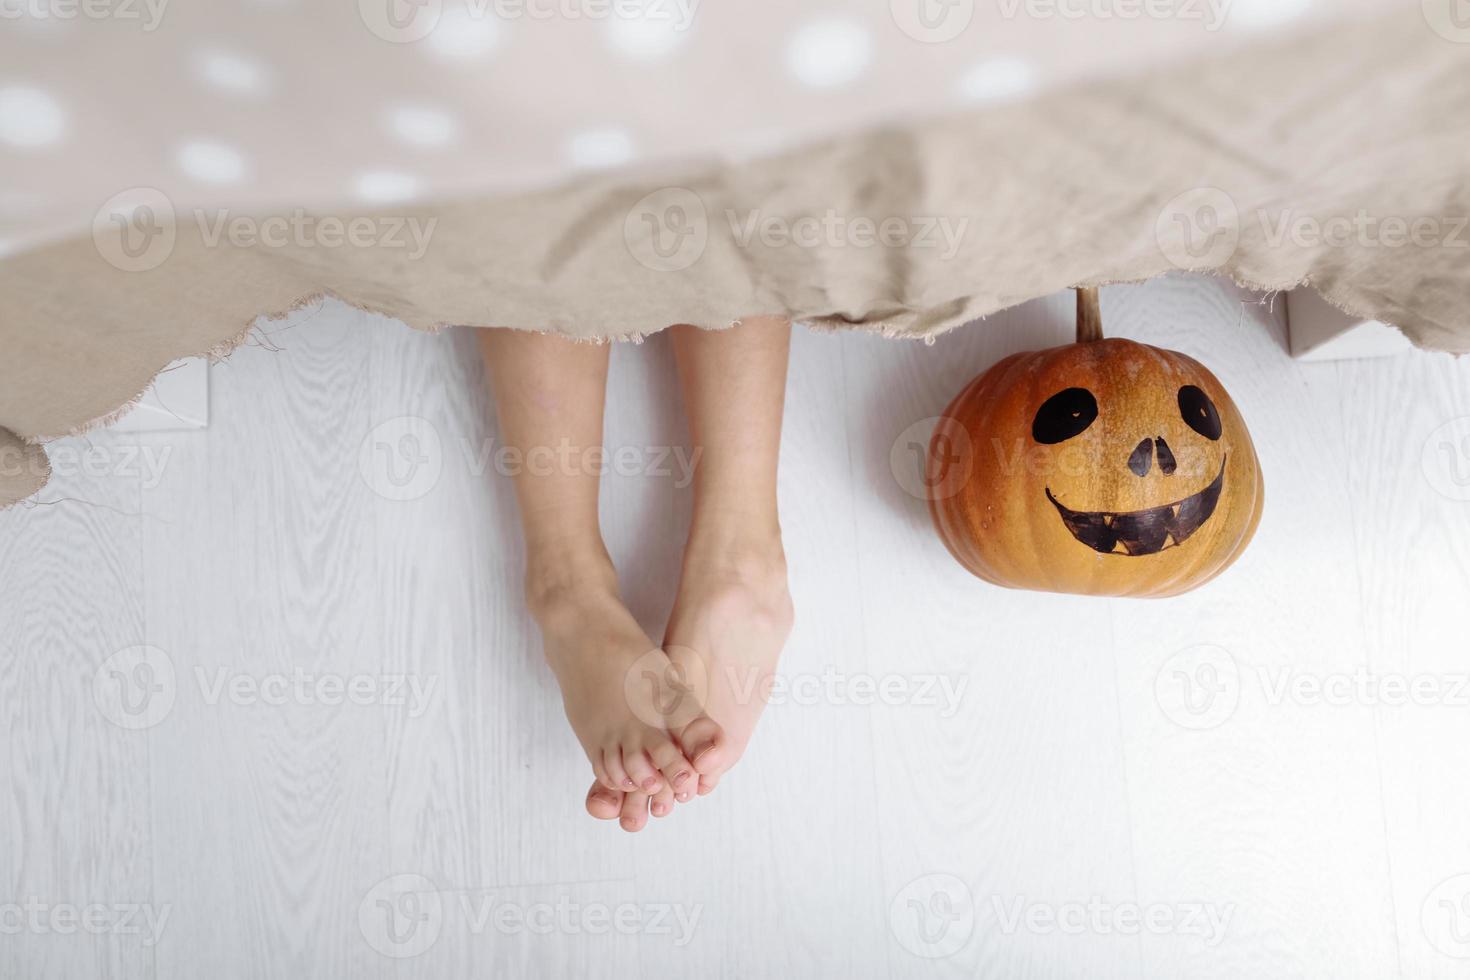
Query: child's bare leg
664,316,795,795
479,328,703,831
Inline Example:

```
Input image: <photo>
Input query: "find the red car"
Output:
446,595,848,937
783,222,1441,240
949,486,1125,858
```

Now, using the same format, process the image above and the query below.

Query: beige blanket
2,6,1467,508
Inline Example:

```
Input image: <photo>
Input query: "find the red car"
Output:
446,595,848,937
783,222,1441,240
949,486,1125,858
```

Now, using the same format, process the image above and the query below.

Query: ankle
683,514,788,587
678,520,794,641
524,542,619,622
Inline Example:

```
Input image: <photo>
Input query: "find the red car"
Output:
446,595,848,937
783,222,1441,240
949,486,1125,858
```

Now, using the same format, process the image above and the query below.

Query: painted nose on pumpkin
1128,438,1154,477
1155,437,1178,475
1127,437,1179,477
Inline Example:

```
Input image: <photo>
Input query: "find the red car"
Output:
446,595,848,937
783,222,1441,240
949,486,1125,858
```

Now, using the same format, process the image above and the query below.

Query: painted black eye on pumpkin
1178,385,1222,441
1032,387,1099,444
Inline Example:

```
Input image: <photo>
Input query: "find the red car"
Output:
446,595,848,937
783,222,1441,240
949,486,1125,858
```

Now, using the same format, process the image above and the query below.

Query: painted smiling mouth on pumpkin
1045,458,1227,557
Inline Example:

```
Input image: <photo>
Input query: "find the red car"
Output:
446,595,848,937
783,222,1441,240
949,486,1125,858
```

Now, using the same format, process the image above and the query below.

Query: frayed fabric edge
1,269,1457,513
11,270,1456,448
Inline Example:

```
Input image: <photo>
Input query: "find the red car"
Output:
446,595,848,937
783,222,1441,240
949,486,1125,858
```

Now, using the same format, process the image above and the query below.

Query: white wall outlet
1287,289,1414,362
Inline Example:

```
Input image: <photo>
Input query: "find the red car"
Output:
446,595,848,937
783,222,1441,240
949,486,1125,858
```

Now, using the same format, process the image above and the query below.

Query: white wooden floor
4,275,1470,980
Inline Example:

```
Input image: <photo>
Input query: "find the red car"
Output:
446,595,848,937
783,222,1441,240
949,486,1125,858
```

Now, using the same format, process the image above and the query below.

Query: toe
647,738,697,803
619,791,650,833
586,783,623,820
591,755,620,794
696,771,721,796
602,748,636,793
677,715,731,777
622,747,665,795
649,783,675,818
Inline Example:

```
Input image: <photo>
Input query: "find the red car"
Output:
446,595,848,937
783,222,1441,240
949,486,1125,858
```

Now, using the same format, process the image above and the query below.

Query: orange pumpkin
928,288,1264,598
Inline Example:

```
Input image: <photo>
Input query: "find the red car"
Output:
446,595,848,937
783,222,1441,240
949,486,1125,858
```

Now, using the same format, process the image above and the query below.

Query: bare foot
529,557,703,831
664,528,794,796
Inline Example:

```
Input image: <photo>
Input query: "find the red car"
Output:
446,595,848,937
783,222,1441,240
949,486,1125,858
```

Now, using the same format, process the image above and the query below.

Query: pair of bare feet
530,526,793,832
479,316,794,831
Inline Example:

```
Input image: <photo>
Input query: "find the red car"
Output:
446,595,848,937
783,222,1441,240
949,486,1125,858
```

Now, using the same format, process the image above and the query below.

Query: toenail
676,791,690,802
692,743,716,765
641,778,660,791
624,780,636,789
652,803,667,815
673,771,690,787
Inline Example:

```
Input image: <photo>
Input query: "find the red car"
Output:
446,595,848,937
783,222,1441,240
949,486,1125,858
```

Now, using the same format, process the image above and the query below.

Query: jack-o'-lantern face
930,338,1264,598
1035,379,1227,557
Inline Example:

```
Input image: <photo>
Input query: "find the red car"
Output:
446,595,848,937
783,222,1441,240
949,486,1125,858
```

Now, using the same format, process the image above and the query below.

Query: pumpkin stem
1076,287,1104,343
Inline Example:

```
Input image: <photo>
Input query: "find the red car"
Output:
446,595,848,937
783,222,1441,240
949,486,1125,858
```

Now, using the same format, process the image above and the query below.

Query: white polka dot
386,103,460,148
194,48,274,97
786,18,871,89
177,140,248,184
604,3,692,61
355,172,421,204
1226,0,1312,29
566,128,634,170
0,87,66,149
425,8,502,62
956,57,1037,105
